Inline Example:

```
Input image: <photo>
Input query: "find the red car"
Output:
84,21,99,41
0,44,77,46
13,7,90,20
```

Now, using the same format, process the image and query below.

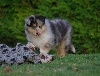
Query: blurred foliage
0,0,100,53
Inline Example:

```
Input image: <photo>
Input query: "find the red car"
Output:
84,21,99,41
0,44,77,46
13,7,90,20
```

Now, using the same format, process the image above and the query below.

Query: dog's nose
36,32,41,36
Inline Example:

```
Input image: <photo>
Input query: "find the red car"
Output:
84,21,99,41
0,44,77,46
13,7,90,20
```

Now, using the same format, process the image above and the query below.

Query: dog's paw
39,53,54,63
26,42,35,50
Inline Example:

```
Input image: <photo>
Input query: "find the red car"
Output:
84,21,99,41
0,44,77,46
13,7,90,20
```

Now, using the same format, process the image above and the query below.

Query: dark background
0,0,100,53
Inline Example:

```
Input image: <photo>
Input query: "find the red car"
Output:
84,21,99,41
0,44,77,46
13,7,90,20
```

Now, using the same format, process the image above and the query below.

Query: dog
25,15,75,57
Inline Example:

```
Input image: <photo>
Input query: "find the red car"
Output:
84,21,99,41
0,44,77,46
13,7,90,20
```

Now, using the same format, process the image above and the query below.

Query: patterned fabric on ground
0,43,54,66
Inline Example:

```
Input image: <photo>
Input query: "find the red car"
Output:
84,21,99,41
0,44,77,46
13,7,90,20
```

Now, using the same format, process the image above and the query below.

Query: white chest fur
25,28,53,48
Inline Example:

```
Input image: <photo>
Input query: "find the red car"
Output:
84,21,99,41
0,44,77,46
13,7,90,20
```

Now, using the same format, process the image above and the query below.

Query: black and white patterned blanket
0,43,54,66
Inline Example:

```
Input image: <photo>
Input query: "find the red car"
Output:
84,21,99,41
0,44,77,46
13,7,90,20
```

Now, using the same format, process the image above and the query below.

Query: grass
0,54,100,76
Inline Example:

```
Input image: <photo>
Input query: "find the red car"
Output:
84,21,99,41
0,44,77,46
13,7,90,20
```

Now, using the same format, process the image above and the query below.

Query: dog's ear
35,16,45,25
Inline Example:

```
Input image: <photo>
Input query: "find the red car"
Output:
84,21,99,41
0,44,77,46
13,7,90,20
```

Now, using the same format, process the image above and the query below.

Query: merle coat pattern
25,15,75,57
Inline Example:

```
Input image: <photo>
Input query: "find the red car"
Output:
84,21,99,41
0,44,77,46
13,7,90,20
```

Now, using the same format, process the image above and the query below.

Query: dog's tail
66,43,76,54
69,43,75,54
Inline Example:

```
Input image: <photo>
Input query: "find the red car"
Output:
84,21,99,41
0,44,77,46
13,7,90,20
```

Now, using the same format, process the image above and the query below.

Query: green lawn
0,54,100,76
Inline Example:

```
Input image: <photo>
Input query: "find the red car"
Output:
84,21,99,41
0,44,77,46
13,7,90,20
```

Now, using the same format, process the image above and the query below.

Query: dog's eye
39,26,42,29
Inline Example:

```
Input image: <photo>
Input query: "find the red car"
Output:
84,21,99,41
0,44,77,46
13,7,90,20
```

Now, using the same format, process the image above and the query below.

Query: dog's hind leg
57,40,66,58
64,25,75,54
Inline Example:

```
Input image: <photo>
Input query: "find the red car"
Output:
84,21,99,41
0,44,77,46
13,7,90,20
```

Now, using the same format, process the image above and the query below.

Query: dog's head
25,15,46,36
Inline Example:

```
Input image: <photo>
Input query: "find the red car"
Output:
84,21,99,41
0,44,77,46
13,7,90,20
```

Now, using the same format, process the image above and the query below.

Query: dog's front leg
26,42,35,50
40,43,51,55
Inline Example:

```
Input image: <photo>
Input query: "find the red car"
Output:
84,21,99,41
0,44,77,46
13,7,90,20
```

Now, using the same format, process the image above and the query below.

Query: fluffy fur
25,15,75,57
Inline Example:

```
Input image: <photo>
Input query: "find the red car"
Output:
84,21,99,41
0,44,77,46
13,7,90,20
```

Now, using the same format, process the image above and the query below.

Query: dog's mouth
36,32,41,36
35,29,41,36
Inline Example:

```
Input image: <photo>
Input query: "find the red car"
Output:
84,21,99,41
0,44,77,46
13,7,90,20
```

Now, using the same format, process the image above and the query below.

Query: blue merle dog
25,15,75,58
